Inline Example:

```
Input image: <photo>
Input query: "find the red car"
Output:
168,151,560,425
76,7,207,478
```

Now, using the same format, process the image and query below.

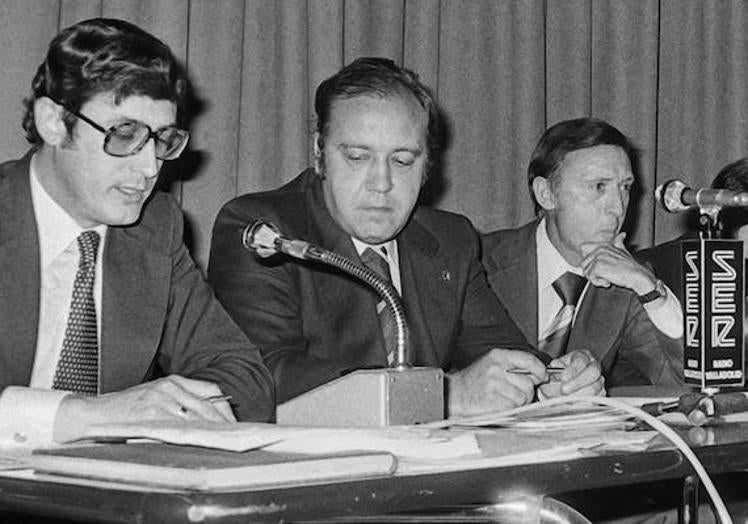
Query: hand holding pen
536,350,606,398
507,350,605,398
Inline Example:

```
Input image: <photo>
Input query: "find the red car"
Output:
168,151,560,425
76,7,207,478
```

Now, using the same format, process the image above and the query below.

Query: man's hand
53,375,235,442
580,232,661,298
447,349,547,417
538,350,605,398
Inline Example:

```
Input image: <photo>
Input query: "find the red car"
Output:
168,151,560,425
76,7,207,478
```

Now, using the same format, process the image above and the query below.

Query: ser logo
684,249,738,348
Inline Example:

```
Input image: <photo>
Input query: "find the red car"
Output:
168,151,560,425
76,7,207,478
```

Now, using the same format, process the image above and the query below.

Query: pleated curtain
0,0,745,270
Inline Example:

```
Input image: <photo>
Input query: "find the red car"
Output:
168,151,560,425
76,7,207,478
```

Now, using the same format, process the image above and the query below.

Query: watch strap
638,279,665,304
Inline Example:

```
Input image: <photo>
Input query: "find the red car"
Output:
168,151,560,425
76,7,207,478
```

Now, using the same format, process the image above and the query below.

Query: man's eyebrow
394,146,423,156
337,143,423,155
581,171,634,182
337,143,370,150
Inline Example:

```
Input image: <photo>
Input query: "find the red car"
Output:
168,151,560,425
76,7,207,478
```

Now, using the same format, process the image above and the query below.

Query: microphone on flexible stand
243,220,410,369
242,219,444,426
653,182,746,392
655,179,748,213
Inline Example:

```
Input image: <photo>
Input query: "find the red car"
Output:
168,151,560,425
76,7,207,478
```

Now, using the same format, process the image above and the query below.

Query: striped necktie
52,230,101,395
539,271,587,359
360,247,397,366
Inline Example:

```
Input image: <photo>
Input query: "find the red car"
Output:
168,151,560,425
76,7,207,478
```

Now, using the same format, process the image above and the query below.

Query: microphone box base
276,367,444,426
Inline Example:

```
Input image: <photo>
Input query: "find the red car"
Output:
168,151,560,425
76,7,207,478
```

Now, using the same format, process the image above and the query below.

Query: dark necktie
52,230,101,395
539,271,587,359
360,247,397,366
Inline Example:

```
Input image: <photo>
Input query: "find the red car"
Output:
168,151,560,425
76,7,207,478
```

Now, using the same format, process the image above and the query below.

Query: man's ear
313,132,323,175
532,176,556,211
34,97,69,146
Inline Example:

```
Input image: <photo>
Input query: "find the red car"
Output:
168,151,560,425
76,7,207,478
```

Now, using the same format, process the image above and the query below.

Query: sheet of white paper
78,420,480,459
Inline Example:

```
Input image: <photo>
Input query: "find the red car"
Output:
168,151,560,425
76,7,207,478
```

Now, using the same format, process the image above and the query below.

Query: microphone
242,219,317,260
241,219,445,427
242,219,410,369
655,179,748,212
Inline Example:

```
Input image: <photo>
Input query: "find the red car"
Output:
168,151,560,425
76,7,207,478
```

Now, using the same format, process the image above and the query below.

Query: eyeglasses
46,96,189,161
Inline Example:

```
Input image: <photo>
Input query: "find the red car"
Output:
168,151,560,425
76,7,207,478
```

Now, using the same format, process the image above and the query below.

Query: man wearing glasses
0,18,274,446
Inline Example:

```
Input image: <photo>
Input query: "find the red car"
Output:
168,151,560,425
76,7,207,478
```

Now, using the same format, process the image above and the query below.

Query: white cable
440,395,732,524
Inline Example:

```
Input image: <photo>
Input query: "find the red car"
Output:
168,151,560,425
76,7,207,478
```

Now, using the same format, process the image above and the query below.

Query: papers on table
69,397,660,470
76,420,481,459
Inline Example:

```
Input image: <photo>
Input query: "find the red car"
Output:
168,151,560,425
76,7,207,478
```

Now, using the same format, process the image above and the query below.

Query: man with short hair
482,117,684,387
208,58,603,417
0,18,274,446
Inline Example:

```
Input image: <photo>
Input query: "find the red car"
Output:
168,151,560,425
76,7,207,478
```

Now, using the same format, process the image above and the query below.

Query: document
30,442,397,491
76,420,481,459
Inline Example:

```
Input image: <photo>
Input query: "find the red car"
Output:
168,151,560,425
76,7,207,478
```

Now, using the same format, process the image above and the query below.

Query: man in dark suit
0,18,274,447
209,58,603,417
483,118,684,387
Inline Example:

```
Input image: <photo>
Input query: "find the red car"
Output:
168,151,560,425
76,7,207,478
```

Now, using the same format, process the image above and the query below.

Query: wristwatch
638,279,667,304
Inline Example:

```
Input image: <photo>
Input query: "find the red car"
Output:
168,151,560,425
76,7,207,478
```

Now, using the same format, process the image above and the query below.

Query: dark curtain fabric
1,0,745,270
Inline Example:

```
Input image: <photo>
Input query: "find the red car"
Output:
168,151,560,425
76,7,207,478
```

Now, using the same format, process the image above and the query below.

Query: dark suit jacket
208,169,531,403
0,152,274,421
482,220,684,387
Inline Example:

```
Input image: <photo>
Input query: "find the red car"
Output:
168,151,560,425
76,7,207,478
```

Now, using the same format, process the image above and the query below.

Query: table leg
681,475,700,524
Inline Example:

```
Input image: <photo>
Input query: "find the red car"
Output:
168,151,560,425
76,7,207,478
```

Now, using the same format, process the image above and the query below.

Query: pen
507,366,564,375
201,394,232,403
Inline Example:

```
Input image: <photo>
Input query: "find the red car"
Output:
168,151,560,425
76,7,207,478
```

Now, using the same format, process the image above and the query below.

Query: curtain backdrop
1,0,745,271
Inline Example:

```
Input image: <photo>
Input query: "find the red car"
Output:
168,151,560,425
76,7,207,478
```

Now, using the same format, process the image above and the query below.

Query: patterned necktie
360,247,397,366
52,230,101,395
539,271,587,359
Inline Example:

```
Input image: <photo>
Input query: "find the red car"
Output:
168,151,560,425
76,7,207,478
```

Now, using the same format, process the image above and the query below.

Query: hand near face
538,349,606,398
447,349,547,417
580,232,659,295
53,375,235,442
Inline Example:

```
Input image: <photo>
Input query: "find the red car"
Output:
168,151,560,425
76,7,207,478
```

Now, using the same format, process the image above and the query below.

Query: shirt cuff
0,387,70,447
642,285,684,339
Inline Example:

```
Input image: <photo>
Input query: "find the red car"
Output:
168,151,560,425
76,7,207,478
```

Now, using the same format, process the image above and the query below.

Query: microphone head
242,219,282,258
655,179,689,213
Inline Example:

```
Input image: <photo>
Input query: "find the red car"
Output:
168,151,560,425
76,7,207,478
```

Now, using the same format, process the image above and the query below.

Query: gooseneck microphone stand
242,219,444,426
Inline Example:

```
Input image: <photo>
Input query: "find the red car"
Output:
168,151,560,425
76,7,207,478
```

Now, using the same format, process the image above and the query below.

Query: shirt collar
29,154,107,270
351,237,397,261
536,216,583,289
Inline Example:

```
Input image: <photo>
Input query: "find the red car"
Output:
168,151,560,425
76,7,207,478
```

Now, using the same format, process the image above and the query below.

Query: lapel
306,175,387,365
485,221,539,346
397,215,443,365
99,211,171,392
0,152,40,386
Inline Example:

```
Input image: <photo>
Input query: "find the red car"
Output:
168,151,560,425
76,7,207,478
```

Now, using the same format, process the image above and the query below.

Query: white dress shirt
0,158,107,447
536,218,683,343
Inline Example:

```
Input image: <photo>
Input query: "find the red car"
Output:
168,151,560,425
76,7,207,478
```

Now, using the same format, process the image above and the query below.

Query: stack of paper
76,420,482,459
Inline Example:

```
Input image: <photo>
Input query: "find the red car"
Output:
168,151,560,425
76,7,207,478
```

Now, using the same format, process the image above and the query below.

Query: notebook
31,442,397,491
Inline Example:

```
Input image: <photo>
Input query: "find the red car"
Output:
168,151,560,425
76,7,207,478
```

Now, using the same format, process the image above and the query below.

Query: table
1,422,748,523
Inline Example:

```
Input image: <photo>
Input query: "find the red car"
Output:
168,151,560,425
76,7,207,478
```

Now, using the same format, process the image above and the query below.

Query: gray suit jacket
208,169,531,403
482,220,684,386
0,151,275,421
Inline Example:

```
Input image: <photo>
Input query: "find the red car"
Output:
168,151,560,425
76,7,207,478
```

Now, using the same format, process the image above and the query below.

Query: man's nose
134,138,161,179
366,158,393,193
606,187,626,217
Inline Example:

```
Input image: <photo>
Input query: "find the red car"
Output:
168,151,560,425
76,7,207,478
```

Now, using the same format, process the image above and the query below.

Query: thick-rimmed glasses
47,96,189,161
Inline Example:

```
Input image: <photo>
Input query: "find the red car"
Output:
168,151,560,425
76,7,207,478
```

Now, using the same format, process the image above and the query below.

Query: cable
435,395,732,524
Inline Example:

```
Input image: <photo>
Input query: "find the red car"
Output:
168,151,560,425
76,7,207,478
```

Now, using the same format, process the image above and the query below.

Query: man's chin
103,207,145,227
354,228,399,245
